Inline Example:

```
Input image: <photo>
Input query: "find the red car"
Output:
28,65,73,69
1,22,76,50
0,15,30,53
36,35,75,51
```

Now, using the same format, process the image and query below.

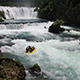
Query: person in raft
27,45,35,52
26,46,35,52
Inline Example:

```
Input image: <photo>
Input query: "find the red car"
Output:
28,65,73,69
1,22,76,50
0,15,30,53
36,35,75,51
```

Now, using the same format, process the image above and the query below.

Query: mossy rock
28,64,49,79
52,19,64,26
28,64,42,76
49,19,65,34
0,17,4,22
30,64,41,72
0,11,6,19
0,57,26,80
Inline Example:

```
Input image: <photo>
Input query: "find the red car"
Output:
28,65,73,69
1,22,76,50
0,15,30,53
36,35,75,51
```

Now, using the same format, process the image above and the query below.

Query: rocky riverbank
0,56,26,80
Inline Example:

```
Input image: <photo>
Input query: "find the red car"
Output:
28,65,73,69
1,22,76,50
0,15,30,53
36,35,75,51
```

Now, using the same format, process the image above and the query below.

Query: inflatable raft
25,47,36,54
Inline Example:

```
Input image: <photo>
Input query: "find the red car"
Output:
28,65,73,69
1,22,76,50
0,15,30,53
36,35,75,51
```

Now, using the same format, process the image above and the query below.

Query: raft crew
26,46,35,52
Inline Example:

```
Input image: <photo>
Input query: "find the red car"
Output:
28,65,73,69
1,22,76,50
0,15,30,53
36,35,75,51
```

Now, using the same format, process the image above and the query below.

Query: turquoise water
0,6,80,80
0,19,80,80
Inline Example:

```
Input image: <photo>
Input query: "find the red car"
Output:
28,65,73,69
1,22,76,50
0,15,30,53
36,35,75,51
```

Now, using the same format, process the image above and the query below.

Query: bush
52,19,64,26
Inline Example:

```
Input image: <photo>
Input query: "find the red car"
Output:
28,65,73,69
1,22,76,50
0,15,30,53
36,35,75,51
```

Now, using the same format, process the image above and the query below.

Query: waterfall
0,6,37,19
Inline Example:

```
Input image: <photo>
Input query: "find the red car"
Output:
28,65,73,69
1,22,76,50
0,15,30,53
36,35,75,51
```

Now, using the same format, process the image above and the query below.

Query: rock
25,64,49,80
0,11,6,22
65,29,71,32
26,64,49,80
49,19,65,34
44,26,47,29
28,64,41,76
30,64,41,72
0,49,3,57
0,38,14,47
11,18,15,20
0,57,26,80
0,17,4,22
0,11,6,19
34,7,39,12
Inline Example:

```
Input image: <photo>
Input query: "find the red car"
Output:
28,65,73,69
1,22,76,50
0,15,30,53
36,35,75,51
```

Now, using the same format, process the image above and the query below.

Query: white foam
2,39,79,79
0,6,80,80
0,6,37,19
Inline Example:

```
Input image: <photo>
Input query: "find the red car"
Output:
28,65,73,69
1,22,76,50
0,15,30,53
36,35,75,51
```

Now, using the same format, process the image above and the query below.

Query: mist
0,0,40,7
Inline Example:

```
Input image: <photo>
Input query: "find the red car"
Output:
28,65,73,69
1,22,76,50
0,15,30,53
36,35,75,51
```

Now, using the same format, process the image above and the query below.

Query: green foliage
30,64,41,72
34,7,39,12
53,19,64,26
37,0,80,26
0,73,6,78
0,57,25,80
13,77,17,80
4,79,7,80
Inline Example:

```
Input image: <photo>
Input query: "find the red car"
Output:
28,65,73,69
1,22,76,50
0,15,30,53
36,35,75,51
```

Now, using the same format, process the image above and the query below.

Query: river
0,6,80,80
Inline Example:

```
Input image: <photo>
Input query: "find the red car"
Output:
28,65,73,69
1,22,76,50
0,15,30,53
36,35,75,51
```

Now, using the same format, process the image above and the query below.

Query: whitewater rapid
0,6,80,80
0,21,80,80
0,6,37,19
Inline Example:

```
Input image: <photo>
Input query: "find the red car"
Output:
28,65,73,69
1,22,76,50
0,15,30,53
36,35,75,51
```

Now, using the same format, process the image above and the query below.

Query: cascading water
0,6,37,19
0,6,80,80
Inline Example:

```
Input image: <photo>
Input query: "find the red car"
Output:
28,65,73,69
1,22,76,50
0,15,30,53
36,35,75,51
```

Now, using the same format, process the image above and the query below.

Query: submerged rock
30,64,41,73
26,64,42,76
28,64,41,76
0,57,26,80
26,64,49,80
49,20,65,34
0,38,14,47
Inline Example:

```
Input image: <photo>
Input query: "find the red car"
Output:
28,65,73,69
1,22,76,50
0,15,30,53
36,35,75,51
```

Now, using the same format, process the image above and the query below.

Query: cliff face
37,0,80,27
0,57,26,80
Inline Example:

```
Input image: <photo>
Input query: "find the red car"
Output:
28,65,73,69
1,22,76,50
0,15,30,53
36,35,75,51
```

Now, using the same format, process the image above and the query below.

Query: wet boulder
0,49,3,57
49,19,65,34
0,38,14,47
0,17,4,22
28,64,41,76
30,64,41,72
27,64,49,80
0,11,6,22
0,57,26,80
